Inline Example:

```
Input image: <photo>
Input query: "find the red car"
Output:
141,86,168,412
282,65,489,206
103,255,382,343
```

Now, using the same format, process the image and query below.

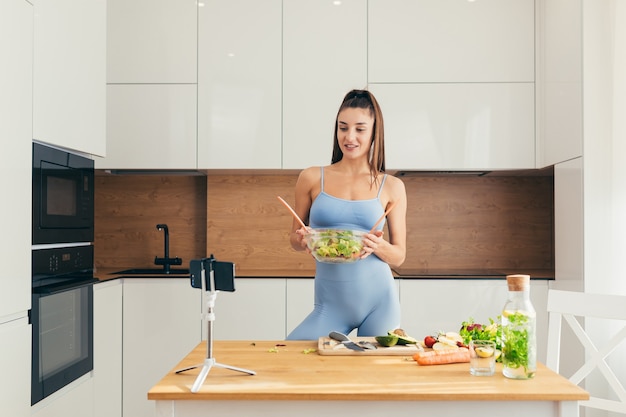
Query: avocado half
388,329,418,345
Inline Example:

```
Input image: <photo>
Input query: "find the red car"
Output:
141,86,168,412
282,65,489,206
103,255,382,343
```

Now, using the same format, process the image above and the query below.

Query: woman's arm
364,176,407,268
289,167,318,251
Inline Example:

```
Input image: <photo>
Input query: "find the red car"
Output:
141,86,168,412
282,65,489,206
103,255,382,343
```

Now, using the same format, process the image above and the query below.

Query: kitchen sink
113,268,190,275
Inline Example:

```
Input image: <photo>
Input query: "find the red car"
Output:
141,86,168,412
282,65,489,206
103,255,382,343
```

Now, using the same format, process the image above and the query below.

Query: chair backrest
546,289,626,414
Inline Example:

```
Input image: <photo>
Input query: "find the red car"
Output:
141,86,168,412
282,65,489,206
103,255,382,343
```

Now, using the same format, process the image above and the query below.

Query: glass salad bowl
303,229,367,264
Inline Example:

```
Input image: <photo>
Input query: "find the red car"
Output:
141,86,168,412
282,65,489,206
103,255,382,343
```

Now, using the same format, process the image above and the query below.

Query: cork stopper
506,274,530,291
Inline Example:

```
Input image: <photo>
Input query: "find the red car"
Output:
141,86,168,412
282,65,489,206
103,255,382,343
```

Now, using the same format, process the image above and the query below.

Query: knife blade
359,340,377,350
328,331,365,351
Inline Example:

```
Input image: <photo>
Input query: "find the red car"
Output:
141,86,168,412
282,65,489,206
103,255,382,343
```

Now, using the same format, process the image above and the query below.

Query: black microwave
32,143,95,245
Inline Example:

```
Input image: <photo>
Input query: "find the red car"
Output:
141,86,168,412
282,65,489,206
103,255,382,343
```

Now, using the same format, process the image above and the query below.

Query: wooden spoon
369,201,397,233
277,196,308,230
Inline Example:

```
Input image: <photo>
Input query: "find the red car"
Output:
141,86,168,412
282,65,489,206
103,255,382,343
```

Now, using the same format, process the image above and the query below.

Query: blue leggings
286,256,401,340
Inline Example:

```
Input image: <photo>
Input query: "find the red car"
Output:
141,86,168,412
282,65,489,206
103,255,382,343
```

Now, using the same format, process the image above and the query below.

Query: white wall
582,1,626,413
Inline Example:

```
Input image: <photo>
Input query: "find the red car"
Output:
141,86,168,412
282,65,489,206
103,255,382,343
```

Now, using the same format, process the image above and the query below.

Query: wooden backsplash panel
94,175,207,269
403,176,554,271
207,173,554,276
93,172,553,275
206,174,311,275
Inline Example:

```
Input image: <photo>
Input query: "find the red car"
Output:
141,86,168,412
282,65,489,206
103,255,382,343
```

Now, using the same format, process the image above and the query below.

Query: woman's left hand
361,230,384,259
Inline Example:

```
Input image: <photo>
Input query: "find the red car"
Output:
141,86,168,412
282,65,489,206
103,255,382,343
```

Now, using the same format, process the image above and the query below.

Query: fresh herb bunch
501,311,534,376
459,317,502,353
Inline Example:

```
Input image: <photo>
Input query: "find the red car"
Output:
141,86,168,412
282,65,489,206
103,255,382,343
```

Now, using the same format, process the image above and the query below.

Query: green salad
307,230,364,262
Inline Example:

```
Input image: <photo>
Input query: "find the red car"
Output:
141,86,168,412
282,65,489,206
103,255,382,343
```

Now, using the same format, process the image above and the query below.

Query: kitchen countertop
95,266,555,281
149,340,587,402
94,267,191,282
392,267,555,279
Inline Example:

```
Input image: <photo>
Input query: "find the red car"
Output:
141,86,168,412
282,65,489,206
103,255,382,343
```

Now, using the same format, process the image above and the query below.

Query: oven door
31,278,96,405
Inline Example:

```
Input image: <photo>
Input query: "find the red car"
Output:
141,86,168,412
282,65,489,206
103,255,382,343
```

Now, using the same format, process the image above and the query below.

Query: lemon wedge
475,346,495,358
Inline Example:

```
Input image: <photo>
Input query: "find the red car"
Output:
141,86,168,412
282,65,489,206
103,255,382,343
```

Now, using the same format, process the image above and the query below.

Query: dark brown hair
331,89,386,183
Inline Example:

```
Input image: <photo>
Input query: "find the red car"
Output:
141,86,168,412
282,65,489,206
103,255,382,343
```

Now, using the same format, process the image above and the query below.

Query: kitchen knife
358,340,378,350
328,331,365,351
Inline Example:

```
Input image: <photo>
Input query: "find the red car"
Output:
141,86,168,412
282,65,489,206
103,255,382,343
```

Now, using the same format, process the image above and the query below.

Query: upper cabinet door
106,0,197,84
370,83,535,171
536,0,583,167
98,84,197,169
368,0,535,83
33,0,106,156
282,0,367,170
1,0,32,318
197,0,282,169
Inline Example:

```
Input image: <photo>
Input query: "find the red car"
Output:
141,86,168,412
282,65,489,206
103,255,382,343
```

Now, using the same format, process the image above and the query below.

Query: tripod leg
213,362,256,375
191,359,215,393
175,363,203,374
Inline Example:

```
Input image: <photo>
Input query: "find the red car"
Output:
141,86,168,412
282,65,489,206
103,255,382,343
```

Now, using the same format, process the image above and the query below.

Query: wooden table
148,340,588,417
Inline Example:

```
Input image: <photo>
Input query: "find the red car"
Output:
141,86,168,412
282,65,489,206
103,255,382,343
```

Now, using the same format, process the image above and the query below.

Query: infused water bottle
501,274,537,379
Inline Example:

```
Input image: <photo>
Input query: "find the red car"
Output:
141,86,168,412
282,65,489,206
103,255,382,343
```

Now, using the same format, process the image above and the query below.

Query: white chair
546,289,626,415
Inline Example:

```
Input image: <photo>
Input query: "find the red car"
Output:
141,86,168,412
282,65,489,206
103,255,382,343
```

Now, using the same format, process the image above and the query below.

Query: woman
286,89,407,340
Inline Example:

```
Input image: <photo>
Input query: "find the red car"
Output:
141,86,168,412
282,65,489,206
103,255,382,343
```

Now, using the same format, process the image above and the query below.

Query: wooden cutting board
317,336,424,356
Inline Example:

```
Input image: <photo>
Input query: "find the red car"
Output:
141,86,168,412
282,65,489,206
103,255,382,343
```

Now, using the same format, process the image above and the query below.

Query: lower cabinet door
122,279,201,417
0,318,30,417
211,278,287,340
94,281,123,417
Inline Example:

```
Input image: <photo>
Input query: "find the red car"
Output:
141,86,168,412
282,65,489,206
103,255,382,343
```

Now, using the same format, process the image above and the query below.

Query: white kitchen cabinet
1,3,33,416
32,0,106,157
93,281,122,417
107,0,197,84
369,83,535,171
536,0,583,167
212,279,286,340
31,374,94,417
282,0,368,169
399,279,549,363
0,318,30,417
0,0,32,319
368,0,534,83
122,278,201,417
553,158,583,285
197,0,282,169
98,84,197,169
285,278,314,337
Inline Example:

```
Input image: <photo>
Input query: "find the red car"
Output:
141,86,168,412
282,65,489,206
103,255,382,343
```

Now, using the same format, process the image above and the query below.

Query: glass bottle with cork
501,274,537,379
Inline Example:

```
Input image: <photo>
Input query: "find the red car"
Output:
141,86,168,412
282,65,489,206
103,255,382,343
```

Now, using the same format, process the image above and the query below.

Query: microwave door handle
33,278,98,295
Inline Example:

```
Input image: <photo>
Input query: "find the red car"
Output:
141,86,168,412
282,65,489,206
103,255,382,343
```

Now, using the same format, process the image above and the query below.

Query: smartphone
190,258,235,292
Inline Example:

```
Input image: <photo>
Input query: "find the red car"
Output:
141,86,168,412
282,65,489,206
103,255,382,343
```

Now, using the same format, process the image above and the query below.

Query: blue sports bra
309,167,387,232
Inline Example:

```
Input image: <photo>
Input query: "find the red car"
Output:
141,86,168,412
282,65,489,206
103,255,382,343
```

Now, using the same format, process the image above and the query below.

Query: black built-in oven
31,142,97,405
31,245,97,405
32,142,94,245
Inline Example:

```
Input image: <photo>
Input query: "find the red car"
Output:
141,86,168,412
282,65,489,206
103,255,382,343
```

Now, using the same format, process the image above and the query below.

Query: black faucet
154,224,182,273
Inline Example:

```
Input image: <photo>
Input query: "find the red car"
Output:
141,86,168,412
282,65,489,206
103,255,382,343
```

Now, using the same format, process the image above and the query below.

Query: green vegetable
309,230,364,260
459,317,502,359
501,311,534,376
375,335,399,347
387,330,417,345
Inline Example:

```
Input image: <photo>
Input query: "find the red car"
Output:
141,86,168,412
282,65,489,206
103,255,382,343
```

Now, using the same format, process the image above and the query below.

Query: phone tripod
175,257,255,393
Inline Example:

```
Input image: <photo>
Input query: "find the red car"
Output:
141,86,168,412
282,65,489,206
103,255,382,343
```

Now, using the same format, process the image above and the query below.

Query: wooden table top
148,340,589,402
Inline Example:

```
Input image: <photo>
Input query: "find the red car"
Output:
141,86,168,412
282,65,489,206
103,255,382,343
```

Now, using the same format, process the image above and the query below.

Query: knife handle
329,331,350,342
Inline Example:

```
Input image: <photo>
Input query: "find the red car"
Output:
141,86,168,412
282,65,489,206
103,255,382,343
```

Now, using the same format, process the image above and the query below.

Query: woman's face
336,107,374,160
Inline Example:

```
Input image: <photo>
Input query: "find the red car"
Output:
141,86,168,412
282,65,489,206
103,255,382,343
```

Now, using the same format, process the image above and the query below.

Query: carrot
412,347,470,365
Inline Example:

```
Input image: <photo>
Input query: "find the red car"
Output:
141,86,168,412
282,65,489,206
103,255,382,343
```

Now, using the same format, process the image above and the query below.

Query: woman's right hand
295,227,311,251
291,226,311,252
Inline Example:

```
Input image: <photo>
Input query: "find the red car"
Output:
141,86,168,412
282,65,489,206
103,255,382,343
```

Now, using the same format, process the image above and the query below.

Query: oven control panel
32,245,94,279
